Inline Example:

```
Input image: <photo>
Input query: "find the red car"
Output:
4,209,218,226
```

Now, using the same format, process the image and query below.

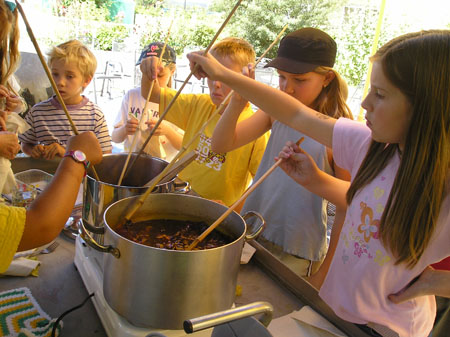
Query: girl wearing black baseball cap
210,28,353,278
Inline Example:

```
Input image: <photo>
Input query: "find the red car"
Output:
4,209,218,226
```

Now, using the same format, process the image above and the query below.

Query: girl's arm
212,65,271,153
187,52,336,148
211,103,272,153
308,208,346,290
18,132,103,251
389,267,450,302
277,141,349,208
308,152,350,289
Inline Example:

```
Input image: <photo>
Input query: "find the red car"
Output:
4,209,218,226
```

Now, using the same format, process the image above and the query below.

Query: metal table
3,156,370,337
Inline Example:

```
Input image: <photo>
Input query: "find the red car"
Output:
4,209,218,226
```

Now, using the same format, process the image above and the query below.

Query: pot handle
242,211,266,241
174,180,191,194
78,219,121,259
80,218,105,234
184,301,273,333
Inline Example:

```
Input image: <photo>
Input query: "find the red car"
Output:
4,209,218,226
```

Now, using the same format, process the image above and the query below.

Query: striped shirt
19,96,112,153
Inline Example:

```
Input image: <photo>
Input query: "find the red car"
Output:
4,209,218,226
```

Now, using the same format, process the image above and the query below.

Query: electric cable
50,293,95,337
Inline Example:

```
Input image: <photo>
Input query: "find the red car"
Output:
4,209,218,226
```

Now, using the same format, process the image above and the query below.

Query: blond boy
19,40,112,159
140,37,268,206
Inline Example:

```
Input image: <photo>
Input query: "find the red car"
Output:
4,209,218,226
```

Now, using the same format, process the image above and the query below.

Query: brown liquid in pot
115,219,233,250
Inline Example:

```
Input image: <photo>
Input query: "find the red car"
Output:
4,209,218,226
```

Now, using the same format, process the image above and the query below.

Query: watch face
73,150,87,162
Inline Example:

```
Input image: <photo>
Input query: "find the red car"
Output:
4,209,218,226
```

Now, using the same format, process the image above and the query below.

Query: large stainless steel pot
80,193,265,329
83,153,188,243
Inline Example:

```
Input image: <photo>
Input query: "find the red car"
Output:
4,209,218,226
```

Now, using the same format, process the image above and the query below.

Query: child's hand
125,117,139,135
388,266,450,303
277,140,320,187
0,132,20,159
42,143,65,160
30,144,45,159
140,56,165,82
145,118,169,136
66,131,102,165
0,110,10,131
5,94,23,113
242,63,255,79
0,85,23,114
187,51,227,81
0,85,10,101
228,63,254,107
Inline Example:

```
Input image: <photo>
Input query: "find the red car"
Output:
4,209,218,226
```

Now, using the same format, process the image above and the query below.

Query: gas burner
74,236,212,337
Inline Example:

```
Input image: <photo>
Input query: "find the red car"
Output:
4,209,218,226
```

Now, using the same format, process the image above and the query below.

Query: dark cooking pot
83,153,188,243
80,193,265,329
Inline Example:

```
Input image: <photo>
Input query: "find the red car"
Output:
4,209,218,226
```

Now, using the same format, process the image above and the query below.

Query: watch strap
64,150,90,175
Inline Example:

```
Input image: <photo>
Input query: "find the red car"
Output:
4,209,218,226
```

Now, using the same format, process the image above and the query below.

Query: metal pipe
184,301,273,333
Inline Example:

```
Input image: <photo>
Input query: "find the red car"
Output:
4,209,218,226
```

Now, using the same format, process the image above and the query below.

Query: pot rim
103,194,247,253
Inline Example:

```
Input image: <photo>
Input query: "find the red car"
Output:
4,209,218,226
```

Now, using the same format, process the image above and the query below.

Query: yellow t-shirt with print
0,203,26,273
160,88,268,206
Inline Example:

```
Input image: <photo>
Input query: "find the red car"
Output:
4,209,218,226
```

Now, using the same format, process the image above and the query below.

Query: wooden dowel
15,1,100,181
117,22,173,186
119,150,194,226
187,137,304,250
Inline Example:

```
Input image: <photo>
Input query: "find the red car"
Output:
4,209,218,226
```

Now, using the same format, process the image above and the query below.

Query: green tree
137,7,222,55
330,5,390,86
135,0,167,14
210,0,343,58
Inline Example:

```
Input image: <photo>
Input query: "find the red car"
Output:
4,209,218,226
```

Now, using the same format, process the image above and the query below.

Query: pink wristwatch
64,150,90,175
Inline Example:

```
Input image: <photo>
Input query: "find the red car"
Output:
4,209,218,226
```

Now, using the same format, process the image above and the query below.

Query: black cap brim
264,57,319,74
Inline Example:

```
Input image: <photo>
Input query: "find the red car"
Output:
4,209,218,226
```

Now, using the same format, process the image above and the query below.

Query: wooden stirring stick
117,150,197,227
121,0,244,181
143,150,196,187
117,24,289,227
187,137,305,250
117,21,174,186
15,1,100,181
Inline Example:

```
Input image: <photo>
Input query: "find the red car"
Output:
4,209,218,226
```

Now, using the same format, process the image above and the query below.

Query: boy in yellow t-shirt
140,38,268,206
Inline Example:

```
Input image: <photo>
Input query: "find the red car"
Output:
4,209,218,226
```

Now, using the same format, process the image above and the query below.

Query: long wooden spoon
143,150,196,187
187,137,304,250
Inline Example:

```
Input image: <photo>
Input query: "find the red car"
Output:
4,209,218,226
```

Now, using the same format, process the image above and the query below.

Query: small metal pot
83,153,188,243
80,193,265,329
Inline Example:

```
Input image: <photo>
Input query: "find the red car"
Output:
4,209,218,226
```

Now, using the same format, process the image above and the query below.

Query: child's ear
82,76,93,90
323,71,336,87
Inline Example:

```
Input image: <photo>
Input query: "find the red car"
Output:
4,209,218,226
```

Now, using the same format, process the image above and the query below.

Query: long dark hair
347,30,450,267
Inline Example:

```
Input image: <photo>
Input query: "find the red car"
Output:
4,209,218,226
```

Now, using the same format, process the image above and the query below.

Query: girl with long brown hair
187,29,450,337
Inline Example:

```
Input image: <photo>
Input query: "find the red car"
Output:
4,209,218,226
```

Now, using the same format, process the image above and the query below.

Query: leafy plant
210,0,342,59
95,24,130,51
54,0,109,21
